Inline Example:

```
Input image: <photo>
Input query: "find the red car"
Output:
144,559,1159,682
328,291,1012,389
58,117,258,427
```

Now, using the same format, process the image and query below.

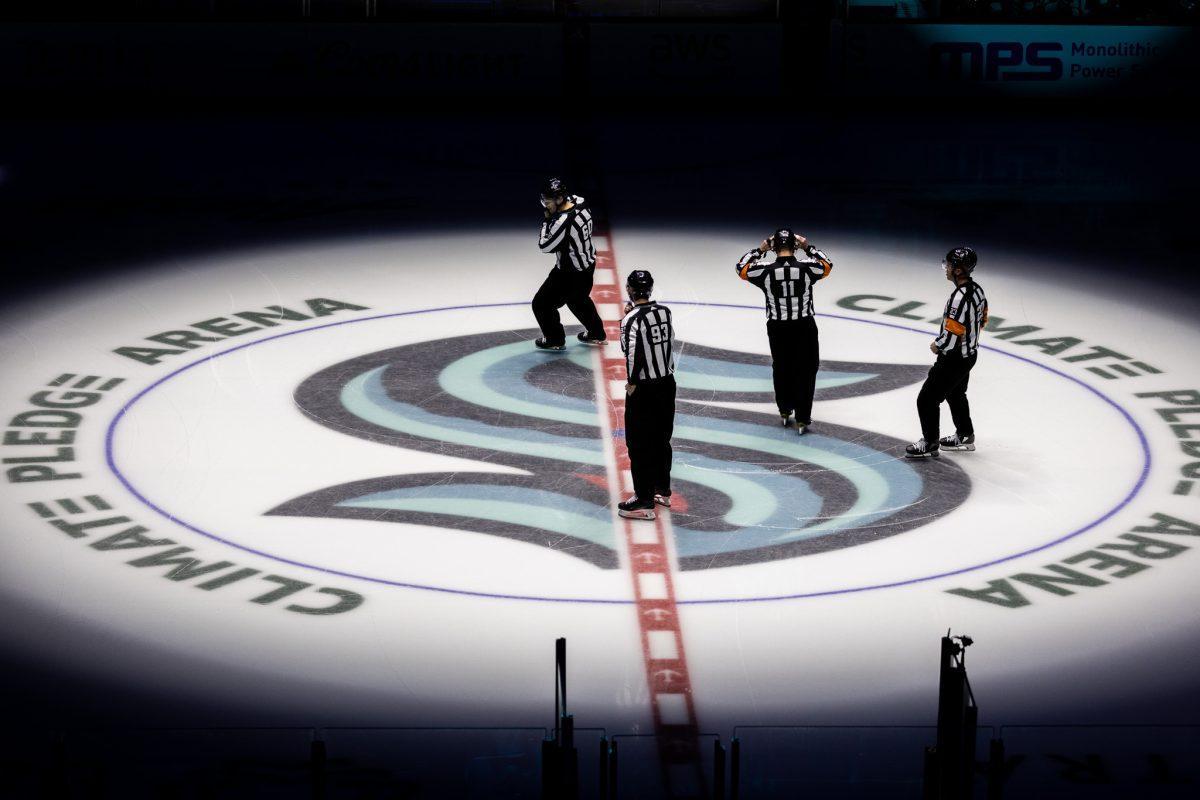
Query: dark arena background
1,2,1199,798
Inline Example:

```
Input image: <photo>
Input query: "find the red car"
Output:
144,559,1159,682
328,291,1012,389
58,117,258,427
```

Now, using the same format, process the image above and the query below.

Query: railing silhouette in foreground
14,634,1199,798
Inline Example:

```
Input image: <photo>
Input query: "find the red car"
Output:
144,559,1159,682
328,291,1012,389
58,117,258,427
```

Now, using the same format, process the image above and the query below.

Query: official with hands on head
531,177,606,351
734,228,833,435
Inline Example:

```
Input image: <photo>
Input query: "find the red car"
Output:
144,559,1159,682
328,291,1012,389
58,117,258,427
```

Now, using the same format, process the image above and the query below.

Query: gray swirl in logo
269,330,970,570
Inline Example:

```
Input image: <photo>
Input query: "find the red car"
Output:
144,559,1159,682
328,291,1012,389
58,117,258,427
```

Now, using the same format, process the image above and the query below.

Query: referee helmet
540,177,568,205
626,270,654,300
944,246,978,275
769,228,798,253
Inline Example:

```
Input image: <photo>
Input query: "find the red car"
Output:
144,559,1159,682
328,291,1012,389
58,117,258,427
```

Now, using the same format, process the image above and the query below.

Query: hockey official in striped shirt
617,270,676,521
531,177,606,351
735,228,833,434
906,247,989,458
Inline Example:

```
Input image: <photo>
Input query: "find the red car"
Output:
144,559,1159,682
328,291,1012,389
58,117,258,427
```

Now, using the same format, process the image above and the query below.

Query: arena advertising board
838,23,1199,96
0,21,779,102
0,23,562,99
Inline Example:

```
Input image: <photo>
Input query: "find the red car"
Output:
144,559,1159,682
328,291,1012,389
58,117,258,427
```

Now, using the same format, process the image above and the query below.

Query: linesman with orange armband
906,247,989,459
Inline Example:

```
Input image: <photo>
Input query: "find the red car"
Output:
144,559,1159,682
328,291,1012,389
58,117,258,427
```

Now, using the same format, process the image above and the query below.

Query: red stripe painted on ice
591,225,705,796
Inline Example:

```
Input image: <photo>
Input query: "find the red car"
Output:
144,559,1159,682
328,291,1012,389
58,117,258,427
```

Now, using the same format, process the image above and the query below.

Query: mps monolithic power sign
838,23,1199,97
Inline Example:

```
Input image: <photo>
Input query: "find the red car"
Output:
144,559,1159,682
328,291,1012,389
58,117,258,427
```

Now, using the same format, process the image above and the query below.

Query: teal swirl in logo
270,330,970,569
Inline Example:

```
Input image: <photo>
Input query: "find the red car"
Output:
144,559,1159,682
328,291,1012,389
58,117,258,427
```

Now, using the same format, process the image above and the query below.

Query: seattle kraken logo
270,330,970,570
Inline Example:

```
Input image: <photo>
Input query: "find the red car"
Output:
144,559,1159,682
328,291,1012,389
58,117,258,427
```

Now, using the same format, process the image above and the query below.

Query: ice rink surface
2,222,1198,737
0,106,1197,796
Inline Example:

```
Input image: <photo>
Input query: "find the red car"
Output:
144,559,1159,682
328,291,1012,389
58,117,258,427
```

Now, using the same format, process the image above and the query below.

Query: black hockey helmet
626,269,654,299
540,177,568,203
944,246,978,274
769,228,798,253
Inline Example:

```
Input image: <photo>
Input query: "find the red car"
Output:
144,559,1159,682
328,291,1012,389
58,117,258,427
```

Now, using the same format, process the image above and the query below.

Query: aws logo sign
930,42,1063,82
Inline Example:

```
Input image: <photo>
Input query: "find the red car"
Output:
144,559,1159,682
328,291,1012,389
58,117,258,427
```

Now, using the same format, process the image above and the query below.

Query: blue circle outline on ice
105,301,1152,605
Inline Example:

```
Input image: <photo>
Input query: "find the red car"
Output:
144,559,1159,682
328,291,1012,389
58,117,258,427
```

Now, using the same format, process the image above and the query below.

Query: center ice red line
590,225,705,796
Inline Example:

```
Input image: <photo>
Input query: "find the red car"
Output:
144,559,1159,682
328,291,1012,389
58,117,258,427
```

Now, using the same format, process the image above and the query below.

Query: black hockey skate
534,337,566,352
939,433,975,451
904,439,940,459
618,496,656,520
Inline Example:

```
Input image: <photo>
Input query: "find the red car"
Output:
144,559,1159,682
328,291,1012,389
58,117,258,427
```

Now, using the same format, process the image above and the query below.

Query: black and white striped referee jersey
621,301,676,383
735,246,833,320
538,194,596,271
934,280,989,357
